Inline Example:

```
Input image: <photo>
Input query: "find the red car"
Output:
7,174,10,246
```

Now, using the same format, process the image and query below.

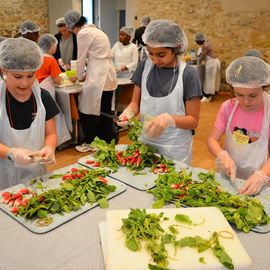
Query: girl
119,19,202,164
207,56,270,195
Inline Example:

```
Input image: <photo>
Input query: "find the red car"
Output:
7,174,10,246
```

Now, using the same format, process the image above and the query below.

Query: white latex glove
117,107,134,127
29,146,56,165
239,170,270,195
143,113,176,139
215,150,236,181
39,146,56,164
10,148,32,167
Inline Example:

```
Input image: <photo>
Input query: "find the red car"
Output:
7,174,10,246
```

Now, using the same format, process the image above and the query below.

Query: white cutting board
104,207,252,270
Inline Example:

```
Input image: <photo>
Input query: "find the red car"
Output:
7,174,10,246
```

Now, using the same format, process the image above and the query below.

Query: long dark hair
74,16,88,28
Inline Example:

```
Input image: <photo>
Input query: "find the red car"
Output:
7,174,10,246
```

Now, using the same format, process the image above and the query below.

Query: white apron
203,57,220,95
39,76,71,146
225,93,270,179
140,59,193,164
0,81,47,190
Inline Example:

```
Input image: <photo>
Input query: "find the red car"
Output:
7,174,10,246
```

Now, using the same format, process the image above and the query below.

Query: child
119,19,202,164
207,56,270,195
36,34,71,146
0,38,59,189
112,26,138,79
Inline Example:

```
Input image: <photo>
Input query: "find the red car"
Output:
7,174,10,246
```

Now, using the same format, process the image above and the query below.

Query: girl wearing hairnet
207,56,270,195
19,20,40,43
64,11,118,152
112,26,138,79
119,19,202,164
36,34,72,146
0,38,59,189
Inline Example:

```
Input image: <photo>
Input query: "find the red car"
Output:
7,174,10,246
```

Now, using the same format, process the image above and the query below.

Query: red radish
11,207,19,214
86,160,95,164
71,168,78,173
18,188,30,195
98,176,108,184
170,183,180,189
92,162,100,167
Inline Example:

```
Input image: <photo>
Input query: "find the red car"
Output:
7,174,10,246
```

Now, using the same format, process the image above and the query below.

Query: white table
0,176,269,270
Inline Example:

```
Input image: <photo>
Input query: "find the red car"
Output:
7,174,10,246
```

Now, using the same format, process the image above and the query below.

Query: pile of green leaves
127,118,143,142
18,168,116,219
90,137,119,172
148,170,270,232
121,209,234,270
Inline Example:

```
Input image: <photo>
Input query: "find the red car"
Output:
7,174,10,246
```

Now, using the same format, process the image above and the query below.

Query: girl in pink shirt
207,56,270,195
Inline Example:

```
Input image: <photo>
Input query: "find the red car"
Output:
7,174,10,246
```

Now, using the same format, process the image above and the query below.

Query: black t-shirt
132,26,146,47
131,58,203,101
5,88,59,130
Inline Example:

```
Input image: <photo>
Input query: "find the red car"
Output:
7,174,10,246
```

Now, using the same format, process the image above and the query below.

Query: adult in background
19,20,40,43
0,38,59,189
194,32,220,102
54,17,77,71
132,15,151,61
64,10,118,152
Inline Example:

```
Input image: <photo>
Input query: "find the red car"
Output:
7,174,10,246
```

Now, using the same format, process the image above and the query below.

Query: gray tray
78,144,189,191
190,167,270,233
0,164,126,234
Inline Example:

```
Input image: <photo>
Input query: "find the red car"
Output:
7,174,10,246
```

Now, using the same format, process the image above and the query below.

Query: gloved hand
143,113,175,139
10,148,33,167
239,170,270,195
39,146,56,164
215,150,236,181
117,107,134,127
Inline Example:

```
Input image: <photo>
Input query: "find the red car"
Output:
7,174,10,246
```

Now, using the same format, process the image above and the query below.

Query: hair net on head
226,56,270,88
120,27,134,38
38,34,58,53
194,32,205,42
0,38,43,72
20,20,40,35
141,16,150,27
244,49,263,59
142,19,188,54
64,10,81,30
55,17,66,26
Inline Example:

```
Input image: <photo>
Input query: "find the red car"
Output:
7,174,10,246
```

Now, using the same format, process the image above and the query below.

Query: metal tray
0,164,126,234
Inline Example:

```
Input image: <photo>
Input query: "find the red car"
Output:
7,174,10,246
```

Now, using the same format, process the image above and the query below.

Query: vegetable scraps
148,170,270,232
121,209,234,270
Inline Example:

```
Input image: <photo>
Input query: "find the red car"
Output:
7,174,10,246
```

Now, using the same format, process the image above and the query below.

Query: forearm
171,114,199,130
44,133,57,150
206,137,224,158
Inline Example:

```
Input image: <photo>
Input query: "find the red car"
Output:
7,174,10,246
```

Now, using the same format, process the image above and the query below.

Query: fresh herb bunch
18,168,115,219
127,118,143,142
148,170,270,232
90,137,119,172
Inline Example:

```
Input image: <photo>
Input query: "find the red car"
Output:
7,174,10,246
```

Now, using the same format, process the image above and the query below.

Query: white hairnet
194,32,205,42
244,49,263,59
120,26,134,38
20,20,40,35
141,16,150,27
55,17,66,26
226,56,270,88
38,34,58,53
142,19,188,54
0,38,43,72
64,10,81,30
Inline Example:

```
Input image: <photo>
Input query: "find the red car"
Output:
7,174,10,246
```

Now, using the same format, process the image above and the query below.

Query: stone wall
0,0,49,38
136,0,270,91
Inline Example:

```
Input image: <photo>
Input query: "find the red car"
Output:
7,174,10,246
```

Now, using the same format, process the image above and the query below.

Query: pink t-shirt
214,98,270,143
